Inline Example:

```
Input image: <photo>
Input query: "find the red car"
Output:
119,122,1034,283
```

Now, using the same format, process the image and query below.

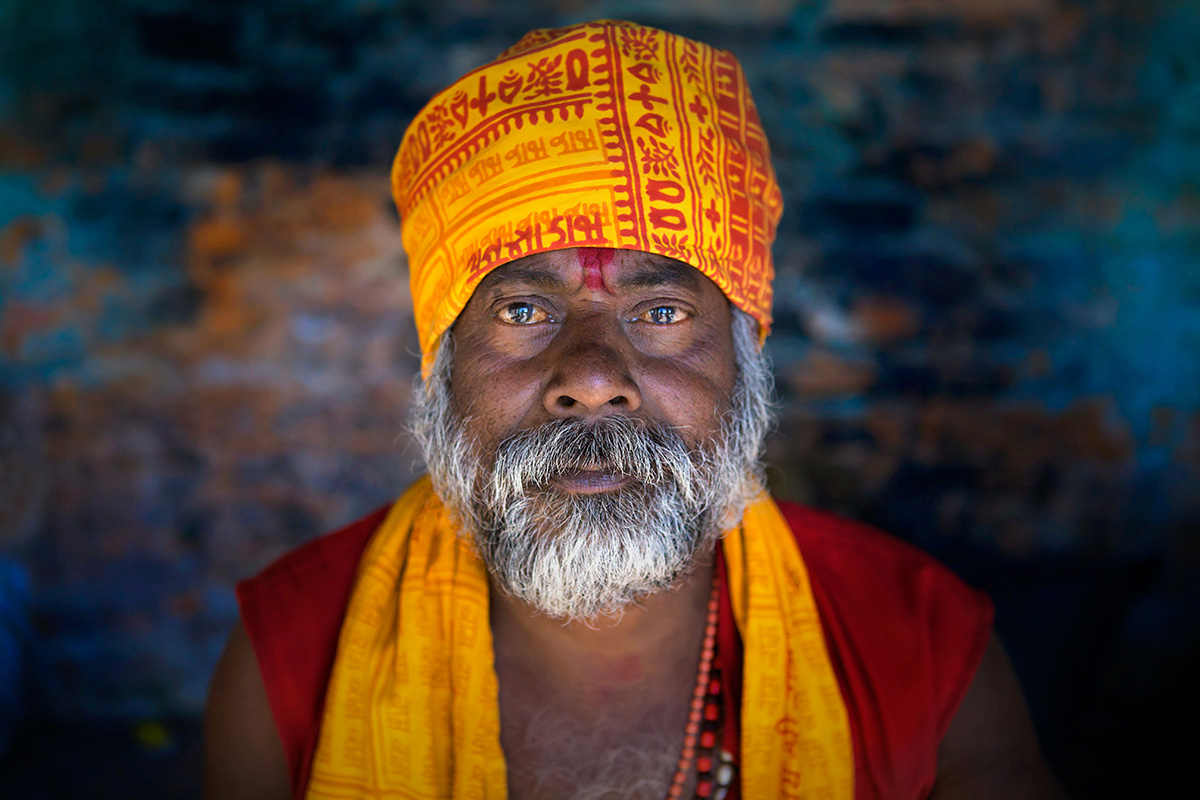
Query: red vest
237,500,992,800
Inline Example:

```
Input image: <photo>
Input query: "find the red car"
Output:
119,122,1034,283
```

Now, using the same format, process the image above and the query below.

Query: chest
498,692,698,800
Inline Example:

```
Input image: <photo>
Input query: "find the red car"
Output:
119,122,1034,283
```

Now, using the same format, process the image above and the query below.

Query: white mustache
489,416,704,505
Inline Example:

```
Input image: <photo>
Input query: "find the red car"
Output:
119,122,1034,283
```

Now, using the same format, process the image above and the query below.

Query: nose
542,319,642,418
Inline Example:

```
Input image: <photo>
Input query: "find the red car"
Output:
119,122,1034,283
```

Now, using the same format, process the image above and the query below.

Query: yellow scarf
306,476,853,798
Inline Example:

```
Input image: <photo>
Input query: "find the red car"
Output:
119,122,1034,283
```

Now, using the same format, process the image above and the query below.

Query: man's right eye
497,302,549,325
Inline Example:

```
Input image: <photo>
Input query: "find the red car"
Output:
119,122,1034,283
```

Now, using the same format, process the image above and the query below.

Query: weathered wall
1,0,1198,794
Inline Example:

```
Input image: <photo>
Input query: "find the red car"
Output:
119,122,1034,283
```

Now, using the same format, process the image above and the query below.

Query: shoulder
775,498,994,703
227,503,391,798
776,499,993,639
773,498,996,797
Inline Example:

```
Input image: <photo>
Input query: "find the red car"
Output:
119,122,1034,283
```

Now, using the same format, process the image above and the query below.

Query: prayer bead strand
666,579,721,800
693,660,724,799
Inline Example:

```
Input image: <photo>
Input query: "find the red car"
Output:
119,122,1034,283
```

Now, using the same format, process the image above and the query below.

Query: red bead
705,702,720,721
696,779,713,797
700,730,716,748
697,755,713,773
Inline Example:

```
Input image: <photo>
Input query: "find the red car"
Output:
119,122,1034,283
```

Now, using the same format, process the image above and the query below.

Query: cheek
638,357,735,440
450,348,545,446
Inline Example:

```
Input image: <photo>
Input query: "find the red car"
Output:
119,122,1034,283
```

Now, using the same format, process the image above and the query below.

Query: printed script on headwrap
391,20,783,374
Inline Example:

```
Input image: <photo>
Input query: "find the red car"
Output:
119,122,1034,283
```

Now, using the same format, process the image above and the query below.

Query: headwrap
392,19,783,376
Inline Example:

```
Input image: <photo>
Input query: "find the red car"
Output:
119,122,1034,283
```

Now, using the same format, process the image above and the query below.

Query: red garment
237,501,992,800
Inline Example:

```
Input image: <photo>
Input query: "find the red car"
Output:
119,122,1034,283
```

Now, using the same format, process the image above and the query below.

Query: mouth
551,468,632,494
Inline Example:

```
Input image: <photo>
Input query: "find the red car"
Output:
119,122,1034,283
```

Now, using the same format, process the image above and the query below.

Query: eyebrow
613,259,701,291
483,266,568,292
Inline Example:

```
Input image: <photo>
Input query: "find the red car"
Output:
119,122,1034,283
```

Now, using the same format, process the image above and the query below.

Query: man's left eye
641,306,689,325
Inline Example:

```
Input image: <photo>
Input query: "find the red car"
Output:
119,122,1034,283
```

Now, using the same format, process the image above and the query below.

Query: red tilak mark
578,248,615,290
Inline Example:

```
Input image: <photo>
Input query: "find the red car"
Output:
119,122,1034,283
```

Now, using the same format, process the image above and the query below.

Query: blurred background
1,0,1198,796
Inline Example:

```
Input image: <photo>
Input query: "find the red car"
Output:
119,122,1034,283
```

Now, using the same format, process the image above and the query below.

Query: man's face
410,248,771,620
449,248,738,464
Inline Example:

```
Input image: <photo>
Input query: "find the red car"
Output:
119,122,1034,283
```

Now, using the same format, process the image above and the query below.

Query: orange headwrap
392,20,783,375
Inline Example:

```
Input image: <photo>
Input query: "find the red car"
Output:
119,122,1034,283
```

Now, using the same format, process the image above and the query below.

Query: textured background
1,0,1198,797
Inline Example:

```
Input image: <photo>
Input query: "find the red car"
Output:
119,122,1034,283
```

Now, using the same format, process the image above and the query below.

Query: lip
551,469,631,494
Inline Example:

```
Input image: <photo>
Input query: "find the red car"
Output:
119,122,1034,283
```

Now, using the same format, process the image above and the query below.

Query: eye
639,305,691,325
497,301,550,325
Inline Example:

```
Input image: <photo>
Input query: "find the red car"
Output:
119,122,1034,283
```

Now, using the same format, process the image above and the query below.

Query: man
205,20,1064,800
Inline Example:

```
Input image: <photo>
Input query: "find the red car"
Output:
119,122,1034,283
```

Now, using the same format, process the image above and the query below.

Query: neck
488,553,716,713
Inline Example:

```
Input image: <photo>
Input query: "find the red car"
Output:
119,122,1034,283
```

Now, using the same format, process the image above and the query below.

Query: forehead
472,249,708,296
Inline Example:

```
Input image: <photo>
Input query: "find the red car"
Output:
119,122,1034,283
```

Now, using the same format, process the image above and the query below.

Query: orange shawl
306,476,853,799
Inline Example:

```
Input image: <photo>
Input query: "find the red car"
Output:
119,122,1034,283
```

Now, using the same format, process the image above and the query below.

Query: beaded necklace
665,578,736,800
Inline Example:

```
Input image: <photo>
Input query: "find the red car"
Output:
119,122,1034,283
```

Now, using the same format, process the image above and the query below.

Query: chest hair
501,700,696,800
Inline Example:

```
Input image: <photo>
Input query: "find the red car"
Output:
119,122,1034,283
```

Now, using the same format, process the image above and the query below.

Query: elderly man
205,20,1063,800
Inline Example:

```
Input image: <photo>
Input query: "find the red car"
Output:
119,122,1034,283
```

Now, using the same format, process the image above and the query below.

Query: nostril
558,396,576,408
609,396,627,407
